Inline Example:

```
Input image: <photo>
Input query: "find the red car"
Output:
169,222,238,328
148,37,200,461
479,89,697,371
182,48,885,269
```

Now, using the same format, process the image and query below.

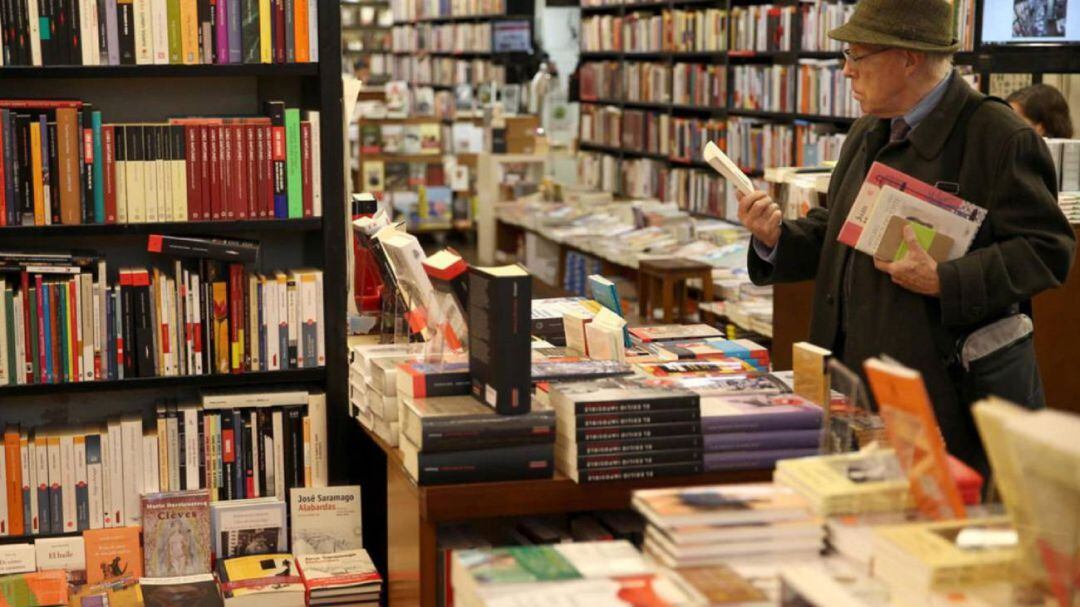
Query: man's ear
904,50,923,73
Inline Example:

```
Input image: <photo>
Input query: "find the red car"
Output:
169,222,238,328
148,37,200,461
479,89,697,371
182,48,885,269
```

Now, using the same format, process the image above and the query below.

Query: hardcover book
34,535,86,583
0,543,35,575
289,486,362,557
140,489,211,577
217,553,305,604
84,526,142,584
210,497,287,559
295,549,381,596
400,395,555,453
792,342,831,406
468,265,531,415
140,573,224,607
401,439,554,486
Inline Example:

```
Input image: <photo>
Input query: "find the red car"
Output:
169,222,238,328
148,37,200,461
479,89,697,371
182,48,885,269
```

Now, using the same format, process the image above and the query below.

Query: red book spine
273,0,285,64
68,279,79,383
228,264,243,374
221,126,232,219
103,126,117,224
34,275,46,384
209,126,221,220
300,121,312,218
233,124,246,220
20,272,32,383
0,121,6,227
199,125,210,221
185,125,200,221
246,125,257,220
262,125,273,218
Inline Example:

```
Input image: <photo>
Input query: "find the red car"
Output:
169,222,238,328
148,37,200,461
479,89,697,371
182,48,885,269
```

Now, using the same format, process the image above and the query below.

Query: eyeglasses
842,47,891,65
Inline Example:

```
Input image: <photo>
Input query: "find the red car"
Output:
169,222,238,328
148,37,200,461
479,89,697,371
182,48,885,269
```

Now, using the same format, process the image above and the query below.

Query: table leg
388,458,423,606
662,277,674,324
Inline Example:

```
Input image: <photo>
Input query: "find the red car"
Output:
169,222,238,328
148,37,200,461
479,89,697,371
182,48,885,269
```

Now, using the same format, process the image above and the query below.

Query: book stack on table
347,343,417,447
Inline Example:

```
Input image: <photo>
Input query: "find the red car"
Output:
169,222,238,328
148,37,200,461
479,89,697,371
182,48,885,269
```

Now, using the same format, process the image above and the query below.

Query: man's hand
873,225,941,296
737,190,782,249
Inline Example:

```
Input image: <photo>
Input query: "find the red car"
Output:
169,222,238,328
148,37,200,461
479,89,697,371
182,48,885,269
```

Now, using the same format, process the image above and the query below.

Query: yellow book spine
259,0,272,63
30,123,45,225
180,0,199,63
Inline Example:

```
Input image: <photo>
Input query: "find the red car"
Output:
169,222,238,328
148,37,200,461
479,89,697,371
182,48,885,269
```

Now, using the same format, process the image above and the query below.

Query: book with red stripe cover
69,279,79,383
222,124,234,220
245,124,258,220
185,125,201,220
209,126,221,220
102,126,117,223
199,125,211,221
231,122,246,219
228,263,243,373
0,120,6,227
261,125,272,218
300,121,312,218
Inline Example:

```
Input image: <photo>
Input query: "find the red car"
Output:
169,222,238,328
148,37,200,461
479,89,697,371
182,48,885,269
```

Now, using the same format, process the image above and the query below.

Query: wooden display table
637,258,715,323
363,426,770,606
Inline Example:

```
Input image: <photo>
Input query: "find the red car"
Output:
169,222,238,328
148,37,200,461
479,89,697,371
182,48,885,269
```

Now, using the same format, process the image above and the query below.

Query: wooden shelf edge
0,368,326,397
0,64,319,78
0,218,323,237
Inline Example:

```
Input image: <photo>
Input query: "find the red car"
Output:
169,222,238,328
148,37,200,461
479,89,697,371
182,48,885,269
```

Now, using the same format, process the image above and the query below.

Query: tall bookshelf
343,0,395,86
0,0,352,554
576,0,857,216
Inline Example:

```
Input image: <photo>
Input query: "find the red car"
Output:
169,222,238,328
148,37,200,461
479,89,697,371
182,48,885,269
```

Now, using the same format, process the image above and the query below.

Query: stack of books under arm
632,483,825,569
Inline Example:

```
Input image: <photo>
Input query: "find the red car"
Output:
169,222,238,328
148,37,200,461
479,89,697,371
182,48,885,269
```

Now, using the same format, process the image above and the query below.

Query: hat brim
828,22,961,53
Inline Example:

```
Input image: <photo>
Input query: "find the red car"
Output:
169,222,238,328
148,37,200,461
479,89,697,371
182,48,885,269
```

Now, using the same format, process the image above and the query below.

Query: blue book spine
76,471,89,531
42,284,53,384
21,474,31,536
92,112,105,223
278,319,288,370
227,0,242,62
232,412,244,499
85,437,102,530
36,468,50,535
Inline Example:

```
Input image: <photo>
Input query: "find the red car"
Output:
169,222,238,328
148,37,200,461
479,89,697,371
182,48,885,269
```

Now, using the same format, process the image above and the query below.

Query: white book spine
307,112,322,216
307,0,318,62
156,150,169,223
60,433,76,533
99,432,112,528
152,0,169,64
0,291,6,387
0,449,6,535
106,422,123,527
126,158,144,222
113,288,124,380
166,412,180,491
133,0,153,64
184,407,199,490
266,279,280,370
173,143,187,220
314,272,325,367
163,276,174,377
33,438,48,532
47,437,61,533
85,0,101,65
82,274,95,381
120,417,142,525
116,151,128,223
93,270,103,381
86,435,104,530
203,415,215,501
276,275,288,369
192,274,203,375
13,294,25,385
212,415,223,497
183,270,193,376
27,0,41,66
272,410,285,499
287,277,298,368
302,416,311,487
74,435,87,531
173,264,185,377
143,435,160,494
308,393,327,487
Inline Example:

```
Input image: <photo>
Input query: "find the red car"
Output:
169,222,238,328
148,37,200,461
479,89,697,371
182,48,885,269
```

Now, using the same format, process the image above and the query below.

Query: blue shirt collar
894,70,953,131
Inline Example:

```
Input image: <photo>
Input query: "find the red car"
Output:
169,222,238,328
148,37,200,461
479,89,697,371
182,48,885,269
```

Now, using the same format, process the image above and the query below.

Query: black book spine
240,0,257,62
572,434,704,457
573,395,699,415
14,0,28,65
575,408,701,430
2,110,17,226
36,0,50,65
577,461,704,483
220,408,235,500
47,122,61,224
96,0,107,63
409,371,471,399
207,0,216,63
255,409,269,495
0,0,10,66
117,0,133,63
67,0,81,64
262,101,286,218
120,273,136,376
577,448,703,470
234,408,247,499
81,106,94,224
576,421,704,443
468,269,531,415
176,406,187,490
284,405,302,489
48,0,63,64
416,443,553,486
16,114,32,225
241,272,251,371
196,0,210,63
134,273,155,377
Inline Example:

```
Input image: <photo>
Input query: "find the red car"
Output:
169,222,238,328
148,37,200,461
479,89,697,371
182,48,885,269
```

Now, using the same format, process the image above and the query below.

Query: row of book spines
0,106,321,227
0,0,318,66
0,266,325,386
0,405,318,536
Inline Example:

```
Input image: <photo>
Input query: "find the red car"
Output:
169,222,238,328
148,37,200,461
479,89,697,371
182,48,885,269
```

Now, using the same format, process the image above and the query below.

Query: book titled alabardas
290,486,363,556
141,490,212,578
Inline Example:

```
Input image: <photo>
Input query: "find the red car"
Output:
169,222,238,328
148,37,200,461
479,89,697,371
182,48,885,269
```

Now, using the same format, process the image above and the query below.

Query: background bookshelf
0,0,358,565
575,0,855,218
343,0,395,86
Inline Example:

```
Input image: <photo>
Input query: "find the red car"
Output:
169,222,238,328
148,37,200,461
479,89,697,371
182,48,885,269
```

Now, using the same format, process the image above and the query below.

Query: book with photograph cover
211,497,287,559
140,573,224,607
141,490,212,577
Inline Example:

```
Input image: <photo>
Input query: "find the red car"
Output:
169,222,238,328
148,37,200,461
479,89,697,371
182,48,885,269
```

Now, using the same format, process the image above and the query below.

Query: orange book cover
0,570,68,606
294,0,309,63
3,426,23,536
84,526,143,585
212,281,229,374
30,122,44,226
864,357,966,521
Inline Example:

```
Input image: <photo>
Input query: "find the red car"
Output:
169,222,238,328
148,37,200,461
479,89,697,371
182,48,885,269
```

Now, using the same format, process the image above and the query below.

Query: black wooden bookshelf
0,368,326,398
0,218,323,237
576,0,856,215
0,64,319,78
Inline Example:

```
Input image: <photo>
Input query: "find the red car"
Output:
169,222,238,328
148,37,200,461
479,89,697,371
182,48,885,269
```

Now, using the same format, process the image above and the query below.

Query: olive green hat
828,0,961,53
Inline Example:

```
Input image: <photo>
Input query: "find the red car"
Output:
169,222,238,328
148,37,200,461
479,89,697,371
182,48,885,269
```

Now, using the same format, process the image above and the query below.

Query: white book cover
18,435,30,534
182,405,199,490
703,140,754,195
0,290,7,385
272,410,285,499
82,274,95,381
74,434,87,531
86,434,104,530
307,0,318,63
143,144,158,222
855,185,982,262
116,152,128,222
265,279,280,371
80,0,97,65
166,409,180,492
210,498,287,559
97,262,107,380
0,449,7,536
48,438,61,534
289,486,363,556
106,420,123,527
0,544,35,575
308,393,327,488
142,433,160,494
151,0,169,63
125,157,144,222
183,270,194,376
155,149,168,223
161,276,173,376
60,432,76,533
314,271,325,366
91,274,102,381
191,274,203,375
307,112,322,216
71,278,82,382
287,277,299,366
262,432,275,498
27,0,42,66
201,391,309,410
203,415,215,501
249,275,260,372
12,293,25,384
35,536,85,581
119,415,143,525
155,407,168,492
23,439,34,535
33,435,48,533
173,149,187,220
169,275,180,377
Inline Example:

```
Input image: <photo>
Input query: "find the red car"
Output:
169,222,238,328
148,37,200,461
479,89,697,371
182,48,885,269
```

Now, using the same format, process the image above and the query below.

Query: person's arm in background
741,190,831,285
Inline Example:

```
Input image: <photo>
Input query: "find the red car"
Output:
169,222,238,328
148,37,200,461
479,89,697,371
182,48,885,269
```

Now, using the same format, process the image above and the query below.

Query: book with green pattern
284,108,302,219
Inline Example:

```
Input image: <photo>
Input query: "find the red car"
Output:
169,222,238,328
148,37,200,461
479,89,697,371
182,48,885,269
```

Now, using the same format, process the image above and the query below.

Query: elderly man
739,0,1075,472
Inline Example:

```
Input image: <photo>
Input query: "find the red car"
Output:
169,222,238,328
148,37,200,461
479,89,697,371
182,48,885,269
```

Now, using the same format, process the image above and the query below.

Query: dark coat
748,72,1076,469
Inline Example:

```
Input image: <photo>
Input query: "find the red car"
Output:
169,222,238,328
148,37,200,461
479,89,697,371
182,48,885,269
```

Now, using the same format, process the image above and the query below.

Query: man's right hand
737,190,782,249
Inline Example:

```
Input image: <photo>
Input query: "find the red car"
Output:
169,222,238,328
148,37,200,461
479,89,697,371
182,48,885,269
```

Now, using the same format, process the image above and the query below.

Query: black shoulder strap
938,93,1010,183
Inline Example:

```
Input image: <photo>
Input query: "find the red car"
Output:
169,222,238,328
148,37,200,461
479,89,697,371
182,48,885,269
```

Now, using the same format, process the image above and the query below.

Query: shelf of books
343,0,395,85
576,0,858,216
